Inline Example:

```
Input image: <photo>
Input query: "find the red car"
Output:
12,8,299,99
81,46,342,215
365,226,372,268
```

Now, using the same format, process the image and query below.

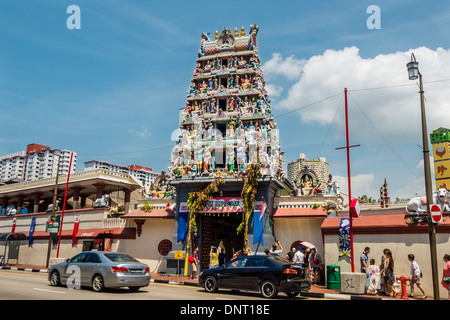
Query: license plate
129,269,143,273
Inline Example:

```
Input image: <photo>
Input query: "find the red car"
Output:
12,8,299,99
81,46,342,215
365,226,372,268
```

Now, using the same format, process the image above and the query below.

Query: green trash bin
326,265,341,290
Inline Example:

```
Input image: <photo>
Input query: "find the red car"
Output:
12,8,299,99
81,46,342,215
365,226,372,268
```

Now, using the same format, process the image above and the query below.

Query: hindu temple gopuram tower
164,25,286,274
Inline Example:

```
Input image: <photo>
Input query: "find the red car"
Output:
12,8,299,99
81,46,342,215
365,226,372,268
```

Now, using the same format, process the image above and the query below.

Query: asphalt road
0,269,317,301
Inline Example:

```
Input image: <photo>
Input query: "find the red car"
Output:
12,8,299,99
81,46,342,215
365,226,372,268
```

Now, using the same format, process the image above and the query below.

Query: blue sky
1,0,450,199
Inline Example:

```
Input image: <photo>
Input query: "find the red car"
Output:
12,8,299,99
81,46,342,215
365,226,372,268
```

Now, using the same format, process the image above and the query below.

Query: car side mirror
65,259,70,262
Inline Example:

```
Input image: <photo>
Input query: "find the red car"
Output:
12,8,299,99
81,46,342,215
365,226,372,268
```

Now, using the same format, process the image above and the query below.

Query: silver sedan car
48,251,150,292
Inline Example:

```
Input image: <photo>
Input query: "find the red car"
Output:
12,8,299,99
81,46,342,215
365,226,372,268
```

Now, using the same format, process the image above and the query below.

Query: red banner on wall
72,216,80,247
11,217,16,233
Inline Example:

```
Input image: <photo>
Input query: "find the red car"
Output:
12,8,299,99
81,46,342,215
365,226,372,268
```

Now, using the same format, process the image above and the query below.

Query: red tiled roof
321,213,450,235
272,207,327,218
122,208,175,219
19,228,136,240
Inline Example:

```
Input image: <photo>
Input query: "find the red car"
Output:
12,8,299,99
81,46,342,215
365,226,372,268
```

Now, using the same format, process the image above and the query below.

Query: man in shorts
308,248,322,284
190,247,199,279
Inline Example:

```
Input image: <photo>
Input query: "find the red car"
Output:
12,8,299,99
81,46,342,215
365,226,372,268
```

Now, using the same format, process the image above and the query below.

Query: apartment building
84,160,158,190
0,144,77,182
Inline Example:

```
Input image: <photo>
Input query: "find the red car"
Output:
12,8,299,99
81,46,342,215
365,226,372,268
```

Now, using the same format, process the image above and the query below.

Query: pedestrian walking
366,259,380,295
190,247,199,279
442,253,450,300
360,247,370,275
381,249,397,297
408,254,426,299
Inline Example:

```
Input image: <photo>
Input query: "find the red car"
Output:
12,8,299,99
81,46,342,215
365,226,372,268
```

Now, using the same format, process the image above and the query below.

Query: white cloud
127,128,150,137
266,46,450,144
262,53,306,81
334,173,376,198
265,84,283,97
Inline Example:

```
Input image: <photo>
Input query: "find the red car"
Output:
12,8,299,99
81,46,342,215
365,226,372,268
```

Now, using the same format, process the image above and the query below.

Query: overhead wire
75,78,449,161
346,91,422,181
314,92,344,159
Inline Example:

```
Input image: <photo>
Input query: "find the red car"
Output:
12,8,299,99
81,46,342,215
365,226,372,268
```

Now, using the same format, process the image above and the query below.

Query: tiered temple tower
164,25,286,274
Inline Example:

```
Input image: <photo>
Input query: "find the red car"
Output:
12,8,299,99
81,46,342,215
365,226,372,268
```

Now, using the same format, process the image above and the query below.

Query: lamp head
407,53,419,80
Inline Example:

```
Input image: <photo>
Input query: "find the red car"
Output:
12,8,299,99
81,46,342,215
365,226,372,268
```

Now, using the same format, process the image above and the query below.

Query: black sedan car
199,255,311,298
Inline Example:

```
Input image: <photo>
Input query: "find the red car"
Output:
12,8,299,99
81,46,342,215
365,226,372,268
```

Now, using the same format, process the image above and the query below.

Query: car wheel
91,274,105,292
204,276,218,293
260,280,278,299
49,270,61,286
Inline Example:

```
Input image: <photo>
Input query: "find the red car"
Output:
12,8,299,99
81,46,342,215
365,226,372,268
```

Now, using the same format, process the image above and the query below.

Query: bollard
396,276,411,300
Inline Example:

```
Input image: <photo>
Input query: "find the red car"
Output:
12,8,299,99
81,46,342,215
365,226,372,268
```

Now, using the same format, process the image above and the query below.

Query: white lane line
33,288,66,294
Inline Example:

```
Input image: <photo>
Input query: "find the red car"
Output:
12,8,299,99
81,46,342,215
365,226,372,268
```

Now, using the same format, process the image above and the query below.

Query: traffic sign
350,199,360,218
174,251,184,259
46,216,61,233
431,204,442,224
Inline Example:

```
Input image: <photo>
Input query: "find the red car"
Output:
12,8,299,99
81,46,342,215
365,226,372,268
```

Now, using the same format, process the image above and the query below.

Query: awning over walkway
76,228,136,239
18,228,136,240
0,233,27,241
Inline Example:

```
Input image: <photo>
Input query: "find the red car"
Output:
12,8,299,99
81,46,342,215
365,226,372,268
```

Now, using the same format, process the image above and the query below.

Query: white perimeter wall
117,219,175,273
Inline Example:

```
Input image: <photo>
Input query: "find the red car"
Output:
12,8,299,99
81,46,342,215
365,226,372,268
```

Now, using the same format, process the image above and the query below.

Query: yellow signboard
434,159,450,179
174,251,184,259
436,178,450,191
433,142,450,160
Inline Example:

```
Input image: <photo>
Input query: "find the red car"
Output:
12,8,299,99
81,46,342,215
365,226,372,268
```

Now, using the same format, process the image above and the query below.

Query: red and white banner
72,216,80,246
200,197,244,213
11,217,16,233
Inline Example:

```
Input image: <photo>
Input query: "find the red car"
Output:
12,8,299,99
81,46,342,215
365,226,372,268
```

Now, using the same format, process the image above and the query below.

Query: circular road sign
431,204,442,224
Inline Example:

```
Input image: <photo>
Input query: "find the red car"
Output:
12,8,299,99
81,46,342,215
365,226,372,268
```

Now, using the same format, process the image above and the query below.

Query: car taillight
111,266,129,273
283,268,298,274
144,267,150,273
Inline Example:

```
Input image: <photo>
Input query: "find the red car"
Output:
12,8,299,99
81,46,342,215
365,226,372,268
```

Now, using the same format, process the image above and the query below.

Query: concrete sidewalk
1,264,432,300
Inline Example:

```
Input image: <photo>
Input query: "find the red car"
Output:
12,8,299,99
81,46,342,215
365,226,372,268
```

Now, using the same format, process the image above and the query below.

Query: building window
158,239,172,256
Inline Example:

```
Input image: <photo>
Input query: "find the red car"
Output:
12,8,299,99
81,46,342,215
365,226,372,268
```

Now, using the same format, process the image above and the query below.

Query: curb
0,266,47,273
2,267,391,300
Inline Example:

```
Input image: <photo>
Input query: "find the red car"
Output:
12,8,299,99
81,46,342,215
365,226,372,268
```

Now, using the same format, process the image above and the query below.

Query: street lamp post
406,53,440,300
39,151,61,269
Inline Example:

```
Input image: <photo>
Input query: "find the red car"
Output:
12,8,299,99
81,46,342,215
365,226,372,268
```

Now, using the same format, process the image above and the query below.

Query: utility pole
336,88,360,272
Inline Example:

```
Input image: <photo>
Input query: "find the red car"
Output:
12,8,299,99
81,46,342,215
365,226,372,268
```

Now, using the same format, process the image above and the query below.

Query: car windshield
104,253,139,263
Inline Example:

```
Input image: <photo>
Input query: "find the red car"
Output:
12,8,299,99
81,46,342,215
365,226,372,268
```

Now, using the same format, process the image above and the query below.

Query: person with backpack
189,247,199,279
308,248,322,285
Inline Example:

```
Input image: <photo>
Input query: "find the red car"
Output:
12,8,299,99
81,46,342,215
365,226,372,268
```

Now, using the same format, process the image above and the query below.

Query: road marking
33,288,66,294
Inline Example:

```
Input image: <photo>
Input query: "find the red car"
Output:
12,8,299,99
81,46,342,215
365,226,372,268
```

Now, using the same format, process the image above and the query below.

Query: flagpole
56,152,73,258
